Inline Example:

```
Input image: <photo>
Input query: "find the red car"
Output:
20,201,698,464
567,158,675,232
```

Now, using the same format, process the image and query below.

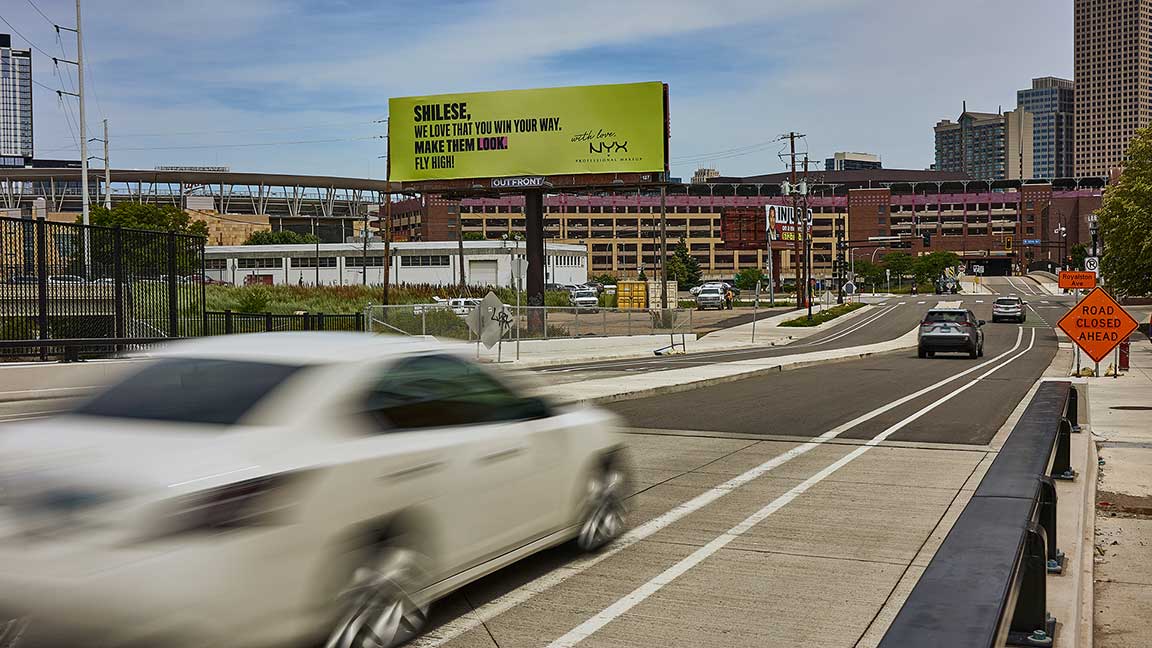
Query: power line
670,139,781,162
0,12,56,58
115,119,387,139
23,0,55,26
39,134,384,153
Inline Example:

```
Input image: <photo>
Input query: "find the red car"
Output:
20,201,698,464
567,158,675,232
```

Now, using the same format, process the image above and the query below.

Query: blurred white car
0,333,629,648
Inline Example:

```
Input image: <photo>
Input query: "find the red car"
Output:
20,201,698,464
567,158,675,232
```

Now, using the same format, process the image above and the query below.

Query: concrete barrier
0,359,138,403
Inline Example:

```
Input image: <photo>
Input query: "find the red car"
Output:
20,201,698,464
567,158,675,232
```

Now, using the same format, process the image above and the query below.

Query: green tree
81,202,207,278
664,238,702,288
911,251,961,283
852,259,885,287
881,252,914,280
589,273,618,285
1097,129,1152,295
86,202,209,237
462,232,485,241
733,268,764,290
243,229,320,245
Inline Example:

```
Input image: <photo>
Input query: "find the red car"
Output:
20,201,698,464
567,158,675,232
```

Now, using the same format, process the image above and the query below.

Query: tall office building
1017,77,1074,179
1074,0,1152,176
0,34,33,167
824,152,882,171
935,106,1016,179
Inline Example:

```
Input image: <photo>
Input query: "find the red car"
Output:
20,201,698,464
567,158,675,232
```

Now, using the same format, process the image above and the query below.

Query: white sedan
0,333,629,647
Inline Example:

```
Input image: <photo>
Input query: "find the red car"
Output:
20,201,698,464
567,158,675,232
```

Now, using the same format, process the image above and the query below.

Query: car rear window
74,358,304,425
700,289,722,295
995,298,1021,305
924,311,968,323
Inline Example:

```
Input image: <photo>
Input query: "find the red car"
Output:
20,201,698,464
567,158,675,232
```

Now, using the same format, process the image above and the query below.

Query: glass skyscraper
1017,77,1074,179
0,34,33,167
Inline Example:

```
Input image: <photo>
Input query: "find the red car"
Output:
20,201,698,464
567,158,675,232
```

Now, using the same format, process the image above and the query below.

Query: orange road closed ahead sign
1057,288,1139,363
1059,271,1097,289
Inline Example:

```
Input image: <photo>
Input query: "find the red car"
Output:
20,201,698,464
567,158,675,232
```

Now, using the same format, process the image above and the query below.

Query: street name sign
1058,271,1097,290
1057,288,1138,363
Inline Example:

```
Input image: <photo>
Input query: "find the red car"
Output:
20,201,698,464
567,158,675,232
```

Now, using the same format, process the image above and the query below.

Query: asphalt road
414,286,1078,648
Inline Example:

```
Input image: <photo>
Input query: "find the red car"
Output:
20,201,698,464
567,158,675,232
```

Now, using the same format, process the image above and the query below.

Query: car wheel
326,546,429,648
978,343,984,357
576,461,629,552
927,350,935,358
918,346,927,359
969,344,979,359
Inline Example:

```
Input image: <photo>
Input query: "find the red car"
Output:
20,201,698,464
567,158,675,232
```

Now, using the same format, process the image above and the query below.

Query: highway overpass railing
366,304,692,341
878,380,1077,648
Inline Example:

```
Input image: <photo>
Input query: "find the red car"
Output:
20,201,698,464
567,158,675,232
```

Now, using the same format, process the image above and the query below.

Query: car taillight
156,473,301,536
921,321,934,326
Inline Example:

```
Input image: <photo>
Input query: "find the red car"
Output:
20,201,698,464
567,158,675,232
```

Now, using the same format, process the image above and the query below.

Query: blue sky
5,0,1072,180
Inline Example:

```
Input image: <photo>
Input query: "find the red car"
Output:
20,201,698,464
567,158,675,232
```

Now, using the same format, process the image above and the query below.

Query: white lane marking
545,328,1038,648
976,300,984,304
412,328,1027,648
1041,300,1050,304
916,301,926,304
801,304,899,347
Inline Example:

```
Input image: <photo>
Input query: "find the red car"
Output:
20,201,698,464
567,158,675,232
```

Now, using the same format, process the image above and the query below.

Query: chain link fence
365,304,692,341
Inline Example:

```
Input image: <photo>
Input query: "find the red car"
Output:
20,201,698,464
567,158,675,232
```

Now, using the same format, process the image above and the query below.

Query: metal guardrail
878,381,1077,648
0,336,188,362
204,310,364,334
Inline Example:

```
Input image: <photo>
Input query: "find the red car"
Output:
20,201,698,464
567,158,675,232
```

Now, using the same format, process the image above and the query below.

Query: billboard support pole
525,190,546,335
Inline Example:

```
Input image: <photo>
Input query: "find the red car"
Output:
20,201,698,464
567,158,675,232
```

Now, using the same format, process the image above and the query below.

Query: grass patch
204,284,574,315
778,302,866,327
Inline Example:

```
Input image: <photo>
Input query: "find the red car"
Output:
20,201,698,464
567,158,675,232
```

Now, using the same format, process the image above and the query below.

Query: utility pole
102,119,110,209
802,155,812,321
789,132,801,307
455,204,465,291
76,1,88,227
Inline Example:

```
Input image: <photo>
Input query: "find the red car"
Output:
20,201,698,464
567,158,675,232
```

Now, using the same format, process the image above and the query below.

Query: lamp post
1054,223,1067,271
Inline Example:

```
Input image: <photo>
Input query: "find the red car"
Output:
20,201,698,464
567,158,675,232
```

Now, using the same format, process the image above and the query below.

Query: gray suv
918,308,985,358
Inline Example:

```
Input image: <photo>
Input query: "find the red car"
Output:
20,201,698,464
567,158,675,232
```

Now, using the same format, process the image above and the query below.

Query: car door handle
381,461,444,481
478,447,526,464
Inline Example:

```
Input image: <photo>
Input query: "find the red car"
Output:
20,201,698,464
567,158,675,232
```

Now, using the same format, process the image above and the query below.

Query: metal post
112,226,124,340
1038,477,1065,573
382,191,392,301
166,232,178,337
789,133,800,308
102,119,111,210
76,0,91,277
1007,522,1056,646
35,216,48,361
524,190,546,334
1051,418,1076,481
766,245,775,307
1067,386,1081,432
752,279,760,342
421,309,426,337
659,185,668,308
224,309,234,334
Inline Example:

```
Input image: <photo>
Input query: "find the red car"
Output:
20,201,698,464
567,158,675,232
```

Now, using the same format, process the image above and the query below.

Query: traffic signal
1005,236,1013,251
922,233,931,247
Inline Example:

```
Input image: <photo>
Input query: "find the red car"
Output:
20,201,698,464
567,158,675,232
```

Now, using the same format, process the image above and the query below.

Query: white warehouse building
203,241,589,287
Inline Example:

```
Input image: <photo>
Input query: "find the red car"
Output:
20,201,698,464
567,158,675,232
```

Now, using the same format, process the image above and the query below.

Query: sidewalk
472,302,880,367
1086,338,1152,648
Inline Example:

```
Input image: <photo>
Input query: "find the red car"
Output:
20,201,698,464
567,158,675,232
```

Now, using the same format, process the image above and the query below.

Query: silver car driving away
991,296,1026,323
918,308,985,359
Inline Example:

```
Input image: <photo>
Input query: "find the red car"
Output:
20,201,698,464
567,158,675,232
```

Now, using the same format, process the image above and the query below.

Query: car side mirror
978,320,986,327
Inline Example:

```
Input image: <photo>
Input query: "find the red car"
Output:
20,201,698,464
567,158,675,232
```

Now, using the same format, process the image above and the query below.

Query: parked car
569,288,599,310
918,308,985,358
7,275,39,285
183,274,225,285
696,286,725,310
992,296,1026,323
0,333,630,647
544,283,566,292
448,297,481,315
47,274,86,284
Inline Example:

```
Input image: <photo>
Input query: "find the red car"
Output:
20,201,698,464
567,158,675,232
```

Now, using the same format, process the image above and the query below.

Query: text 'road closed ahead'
1057,288,1139,363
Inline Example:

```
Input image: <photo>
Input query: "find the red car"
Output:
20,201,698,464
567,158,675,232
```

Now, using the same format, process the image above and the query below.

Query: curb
0,386,96,404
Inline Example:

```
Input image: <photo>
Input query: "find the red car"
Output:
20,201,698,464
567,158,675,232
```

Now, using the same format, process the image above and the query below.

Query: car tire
991,317,999,323
978,343,984,358
918,346,927,359
575,459,629,552
927,350,935,358
969,344,979,359
326,546,430,648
